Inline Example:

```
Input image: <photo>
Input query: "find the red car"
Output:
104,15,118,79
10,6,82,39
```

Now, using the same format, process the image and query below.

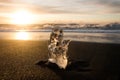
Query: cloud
97,0,120,13
0,0,119,24
77,0,120,14
0,0,120,14
0,0,120,24
95,0,120,7
30,0,120,14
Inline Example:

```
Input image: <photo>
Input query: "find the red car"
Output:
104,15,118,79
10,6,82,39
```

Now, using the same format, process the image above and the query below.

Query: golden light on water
15,31,30,40
10,9,35,25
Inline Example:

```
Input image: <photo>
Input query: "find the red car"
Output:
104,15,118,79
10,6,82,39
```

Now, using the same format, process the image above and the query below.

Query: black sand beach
0,40,120,80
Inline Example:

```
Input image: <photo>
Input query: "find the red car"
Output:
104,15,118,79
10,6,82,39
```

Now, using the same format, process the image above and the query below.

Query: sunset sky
0,0,120,24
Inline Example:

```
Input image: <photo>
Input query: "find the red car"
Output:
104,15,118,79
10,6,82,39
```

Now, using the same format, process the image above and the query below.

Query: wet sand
0,40,120,80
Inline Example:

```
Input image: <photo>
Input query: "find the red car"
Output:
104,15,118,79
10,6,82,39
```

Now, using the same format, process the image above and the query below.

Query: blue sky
0,0,120,24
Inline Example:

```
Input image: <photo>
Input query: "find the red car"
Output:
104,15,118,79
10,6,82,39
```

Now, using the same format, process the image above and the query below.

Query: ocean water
0,30,120,43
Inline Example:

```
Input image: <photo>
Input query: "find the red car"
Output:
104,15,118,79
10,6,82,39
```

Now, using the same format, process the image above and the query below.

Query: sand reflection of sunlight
16,31,29,40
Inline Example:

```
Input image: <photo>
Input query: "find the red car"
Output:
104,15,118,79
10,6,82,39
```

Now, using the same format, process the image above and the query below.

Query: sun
10,10,35,25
